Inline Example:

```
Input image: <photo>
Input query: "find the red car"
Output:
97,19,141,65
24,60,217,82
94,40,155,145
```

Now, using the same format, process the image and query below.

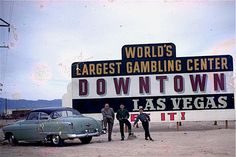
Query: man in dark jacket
116,104,132,140
133,108,153,141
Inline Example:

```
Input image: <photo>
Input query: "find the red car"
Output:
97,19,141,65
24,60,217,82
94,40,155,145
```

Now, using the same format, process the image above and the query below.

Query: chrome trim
65,131,101,138
40,128,105,140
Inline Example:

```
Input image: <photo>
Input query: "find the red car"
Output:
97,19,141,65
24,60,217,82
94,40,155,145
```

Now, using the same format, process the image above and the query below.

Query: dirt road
0,121,235,157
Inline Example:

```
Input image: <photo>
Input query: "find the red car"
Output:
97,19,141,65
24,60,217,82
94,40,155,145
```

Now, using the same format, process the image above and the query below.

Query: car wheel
51,135,64,146
79,136,92,144
8,134,18,145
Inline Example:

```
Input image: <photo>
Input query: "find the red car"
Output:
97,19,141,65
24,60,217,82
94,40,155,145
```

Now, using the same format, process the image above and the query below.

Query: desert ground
0,120,235,157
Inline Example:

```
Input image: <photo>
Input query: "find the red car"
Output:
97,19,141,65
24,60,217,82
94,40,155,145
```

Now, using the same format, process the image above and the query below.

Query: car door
41,111,67,134
17,112,42,141
37,112,54,136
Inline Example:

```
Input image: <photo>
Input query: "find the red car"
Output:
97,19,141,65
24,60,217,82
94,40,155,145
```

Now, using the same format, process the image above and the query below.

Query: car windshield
50,109,81,119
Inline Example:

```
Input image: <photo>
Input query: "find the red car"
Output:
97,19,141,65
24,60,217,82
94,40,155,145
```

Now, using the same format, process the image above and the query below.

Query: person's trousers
103,118,114,140
142,121,150,138
107,122,113,140
119,119,132,138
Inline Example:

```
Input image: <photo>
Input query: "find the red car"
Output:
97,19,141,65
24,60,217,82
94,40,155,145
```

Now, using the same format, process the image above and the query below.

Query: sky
0,0,235,100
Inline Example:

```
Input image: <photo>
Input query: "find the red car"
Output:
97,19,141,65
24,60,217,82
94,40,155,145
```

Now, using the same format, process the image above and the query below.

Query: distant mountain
0,98,62,113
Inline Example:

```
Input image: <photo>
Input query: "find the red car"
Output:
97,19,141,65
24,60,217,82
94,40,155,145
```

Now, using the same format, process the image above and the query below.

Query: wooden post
225,120,228,129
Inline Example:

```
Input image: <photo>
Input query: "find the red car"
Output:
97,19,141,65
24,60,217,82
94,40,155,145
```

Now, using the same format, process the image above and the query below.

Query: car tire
51,135,64,146
8,134,18,145
79,136,92,144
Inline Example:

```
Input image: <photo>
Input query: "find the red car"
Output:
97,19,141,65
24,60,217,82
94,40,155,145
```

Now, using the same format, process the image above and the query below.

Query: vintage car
2,107,104,146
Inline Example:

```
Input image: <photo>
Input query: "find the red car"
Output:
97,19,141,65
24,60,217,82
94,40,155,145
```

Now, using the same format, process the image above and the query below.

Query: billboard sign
71,43,234,122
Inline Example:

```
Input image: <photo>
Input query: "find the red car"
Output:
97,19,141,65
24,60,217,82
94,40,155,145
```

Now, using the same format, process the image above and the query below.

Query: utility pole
0,83,2,117
0,18,10,48
0,82,2,91
0,18,10,117
5,98,7,116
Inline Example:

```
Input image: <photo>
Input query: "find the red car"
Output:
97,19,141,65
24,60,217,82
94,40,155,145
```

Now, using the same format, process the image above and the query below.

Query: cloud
31,62,52,85
57,52,93,80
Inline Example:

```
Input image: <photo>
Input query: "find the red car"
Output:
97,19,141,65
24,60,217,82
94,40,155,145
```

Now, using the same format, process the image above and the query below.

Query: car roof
31,107,75,115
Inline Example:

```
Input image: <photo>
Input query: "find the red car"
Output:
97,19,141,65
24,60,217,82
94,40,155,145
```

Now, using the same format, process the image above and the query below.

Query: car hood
2,119,25,131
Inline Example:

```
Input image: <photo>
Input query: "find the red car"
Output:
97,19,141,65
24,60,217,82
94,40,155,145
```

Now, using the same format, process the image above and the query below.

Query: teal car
2,107,104,146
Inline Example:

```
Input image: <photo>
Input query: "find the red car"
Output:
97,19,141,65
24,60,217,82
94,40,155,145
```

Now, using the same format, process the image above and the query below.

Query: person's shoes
121,138,124,141
149,137,154,141
102,128,107,134
108,138,112,141
127,133,137,140
145,137,148,140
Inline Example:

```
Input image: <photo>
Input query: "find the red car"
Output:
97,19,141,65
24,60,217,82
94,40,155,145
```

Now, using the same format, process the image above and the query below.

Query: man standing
133,108,153,141
116,104,132,140
101,103,115,141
